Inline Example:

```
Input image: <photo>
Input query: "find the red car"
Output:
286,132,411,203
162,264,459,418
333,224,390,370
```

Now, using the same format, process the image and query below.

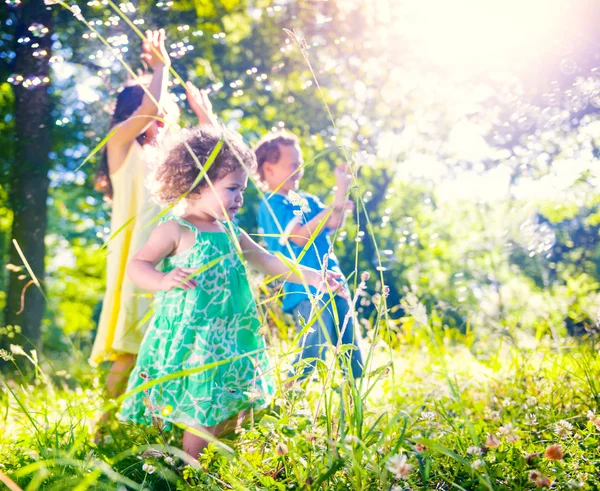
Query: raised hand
140,29,170,70
334,162,353,197
186,81,216,126
158,267,197,291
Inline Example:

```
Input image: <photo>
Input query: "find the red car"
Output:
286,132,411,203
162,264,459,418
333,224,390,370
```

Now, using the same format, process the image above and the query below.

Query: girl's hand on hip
141,29,171,69
158,268,197,291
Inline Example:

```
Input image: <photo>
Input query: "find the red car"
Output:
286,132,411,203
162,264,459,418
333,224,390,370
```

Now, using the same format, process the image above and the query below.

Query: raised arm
238,229,347,297
107,29,171,165
186,81,217,126
128,221,197,292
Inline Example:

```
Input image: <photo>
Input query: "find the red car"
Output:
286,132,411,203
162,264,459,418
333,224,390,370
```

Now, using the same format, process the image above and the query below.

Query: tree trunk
4,0,52,350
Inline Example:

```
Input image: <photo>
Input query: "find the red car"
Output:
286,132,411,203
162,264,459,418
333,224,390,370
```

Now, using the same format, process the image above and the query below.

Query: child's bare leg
95,353,136,443
183,411,247,459
106,353,137,397
183,423,225,459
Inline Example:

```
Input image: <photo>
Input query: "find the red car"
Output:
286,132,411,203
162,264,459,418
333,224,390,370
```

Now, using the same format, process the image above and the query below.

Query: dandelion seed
386,453,412,479
142,463,155,474
555,420,573,438
275,442,288,455
471,458,485,470
544,443,563,461
485,434,500,448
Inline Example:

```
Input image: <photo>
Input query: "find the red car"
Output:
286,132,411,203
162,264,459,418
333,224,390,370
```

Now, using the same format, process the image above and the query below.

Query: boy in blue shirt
255,132,363,380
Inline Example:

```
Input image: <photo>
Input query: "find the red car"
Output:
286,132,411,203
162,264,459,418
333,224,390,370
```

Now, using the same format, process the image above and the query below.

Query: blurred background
1,0,600,356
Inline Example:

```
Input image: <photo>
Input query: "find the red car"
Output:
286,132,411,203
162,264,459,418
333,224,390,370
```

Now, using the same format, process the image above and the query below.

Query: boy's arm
288,198,353,246
128,221,197,291
238,229,347,297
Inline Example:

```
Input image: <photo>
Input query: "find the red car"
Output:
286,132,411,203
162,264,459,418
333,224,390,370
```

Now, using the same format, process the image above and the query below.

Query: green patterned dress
119,215,274,428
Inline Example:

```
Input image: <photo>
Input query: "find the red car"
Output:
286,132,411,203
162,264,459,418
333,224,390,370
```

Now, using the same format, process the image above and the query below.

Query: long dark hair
95,84,148,200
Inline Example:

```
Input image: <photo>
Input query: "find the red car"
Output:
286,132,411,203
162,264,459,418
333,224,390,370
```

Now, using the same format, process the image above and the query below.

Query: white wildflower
9,344,26,356
386,453,412,479
498,423,520,442
498,423,515,436
525,395,538,407
345,435,360,445
467,446,483,456
420,410,435,422
525,413,538,426
471,459,485,470
555,420,574,438
0,349,14,361
70,4,85,21
287,190,310,213
142,463,155,474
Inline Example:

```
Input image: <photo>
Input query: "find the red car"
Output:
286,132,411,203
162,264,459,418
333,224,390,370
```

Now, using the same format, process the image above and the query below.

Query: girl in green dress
119,126,347,458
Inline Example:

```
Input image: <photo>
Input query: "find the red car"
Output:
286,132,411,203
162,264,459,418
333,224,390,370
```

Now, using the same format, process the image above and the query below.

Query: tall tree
4,0,53,348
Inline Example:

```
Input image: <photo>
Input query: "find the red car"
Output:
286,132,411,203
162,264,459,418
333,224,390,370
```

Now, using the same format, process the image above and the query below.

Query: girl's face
187,169,248,221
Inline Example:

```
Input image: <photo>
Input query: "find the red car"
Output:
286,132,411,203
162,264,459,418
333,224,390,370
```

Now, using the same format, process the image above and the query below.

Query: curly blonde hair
147,126,256,205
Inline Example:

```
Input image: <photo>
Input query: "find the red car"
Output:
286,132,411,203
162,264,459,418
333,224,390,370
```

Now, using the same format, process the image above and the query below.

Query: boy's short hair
149,126,256,205
254,131,299,180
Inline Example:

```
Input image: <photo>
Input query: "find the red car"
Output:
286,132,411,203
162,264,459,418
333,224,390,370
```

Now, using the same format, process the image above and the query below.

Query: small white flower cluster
142,463,155,474
420,410,435,423
70,4,85,21
467,446,483,456
386,453,412,479
555,419,574,438
587,410,600,431
525,413,538,426
288,190,311,216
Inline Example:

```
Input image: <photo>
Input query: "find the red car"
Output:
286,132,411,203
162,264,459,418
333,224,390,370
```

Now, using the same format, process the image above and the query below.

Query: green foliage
1,323,600,490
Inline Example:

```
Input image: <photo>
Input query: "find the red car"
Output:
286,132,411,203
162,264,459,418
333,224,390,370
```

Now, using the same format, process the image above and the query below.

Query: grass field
1,319,599,490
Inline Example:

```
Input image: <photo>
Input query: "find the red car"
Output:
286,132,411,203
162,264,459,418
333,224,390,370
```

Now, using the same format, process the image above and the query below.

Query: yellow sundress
90,140,158,365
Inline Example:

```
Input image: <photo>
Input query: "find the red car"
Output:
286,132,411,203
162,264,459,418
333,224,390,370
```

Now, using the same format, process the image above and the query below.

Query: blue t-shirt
257,191,342,313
